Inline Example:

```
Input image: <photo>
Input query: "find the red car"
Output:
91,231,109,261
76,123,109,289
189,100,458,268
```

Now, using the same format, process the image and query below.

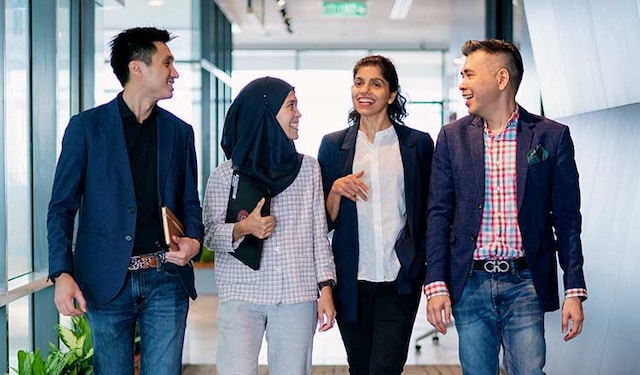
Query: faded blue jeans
86,264,189,375
453,268,546,375
216,299,318,375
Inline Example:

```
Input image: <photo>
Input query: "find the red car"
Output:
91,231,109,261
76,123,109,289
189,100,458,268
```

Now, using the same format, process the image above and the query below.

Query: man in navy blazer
47,27,203,374
424,40,587,374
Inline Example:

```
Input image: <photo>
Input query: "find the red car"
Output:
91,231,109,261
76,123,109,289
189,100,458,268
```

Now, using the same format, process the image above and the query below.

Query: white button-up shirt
353,126,405,282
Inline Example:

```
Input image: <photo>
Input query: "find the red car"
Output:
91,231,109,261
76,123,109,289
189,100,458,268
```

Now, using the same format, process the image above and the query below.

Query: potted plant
5,316,94,375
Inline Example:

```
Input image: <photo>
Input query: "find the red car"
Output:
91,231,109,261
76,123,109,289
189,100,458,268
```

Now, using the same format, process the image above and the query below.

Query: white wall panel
524,0,640,118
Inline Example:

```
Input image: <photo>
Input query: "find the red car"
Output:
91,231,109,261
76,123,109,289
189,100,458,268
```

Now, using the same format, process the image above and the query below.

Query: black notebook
225,170,271,270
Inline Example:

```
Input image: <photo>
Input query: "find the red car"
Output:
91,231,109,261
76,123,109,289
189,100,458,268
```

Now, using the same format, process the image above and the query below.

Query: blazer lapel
469,117,485,194
394,124,416,228
102,99,135,201
395,124,417,268
338,125,358,177
156,109,174,203
516,109,536,209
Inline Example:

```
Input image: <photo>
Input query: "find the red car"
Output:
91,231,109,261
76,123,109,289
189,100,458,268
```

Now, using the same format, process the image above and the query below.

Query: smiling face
351,65,397,119
136,41,179,101
276,90,302,140
458,50,508,118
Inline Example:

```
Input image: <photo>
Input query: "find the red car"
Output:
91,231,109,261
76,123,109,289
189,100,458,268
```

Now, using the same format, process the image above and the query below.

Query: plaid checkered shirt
203,156,336,305
425,108,587,301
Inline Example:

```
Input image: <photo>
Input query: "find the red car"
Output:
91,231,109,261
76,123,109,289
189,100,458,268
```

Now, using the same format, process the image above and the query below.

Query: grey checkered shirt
203,156,336,305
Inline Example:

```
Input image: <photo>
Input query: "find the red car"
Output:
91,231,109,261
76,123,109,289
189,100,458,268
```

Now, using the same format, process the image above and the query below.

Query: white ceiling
215,0,455,50
99,0,492,52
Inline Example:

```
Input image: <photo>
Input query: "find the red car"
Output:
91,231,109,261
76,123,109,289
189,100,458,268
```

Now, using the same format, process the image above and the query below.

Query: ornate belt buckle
484,260,510,273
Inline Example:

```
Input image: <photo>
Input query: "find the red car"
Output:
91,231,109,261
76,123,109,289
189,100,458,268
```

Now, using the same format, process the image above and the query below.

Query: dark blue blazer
47,97,204,304
318,124,434,321
424,107,586,312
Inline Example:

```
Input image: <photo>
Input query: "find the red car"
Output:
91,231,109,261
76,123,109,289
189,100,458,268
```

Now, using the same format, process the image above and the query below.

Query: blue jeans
453,268,546,375
86,264,189,375
216,299,318,375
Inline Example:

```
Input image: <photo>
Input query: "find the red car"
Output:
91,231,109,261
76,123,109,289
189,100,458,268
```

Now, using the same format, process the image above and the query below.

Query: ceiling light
148,0,164,6
389,0,413,20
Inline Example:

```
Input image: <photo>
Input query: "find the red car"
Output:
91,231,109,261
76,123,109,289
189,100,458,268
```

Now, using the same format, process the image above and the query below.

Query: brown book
162,206,185,251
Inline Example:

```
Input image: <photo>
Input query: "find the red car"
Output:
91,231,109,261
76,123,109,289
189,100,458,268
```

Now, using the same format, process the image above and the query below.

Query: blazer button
477,204,482,210
470,235,477,242
128,207,136,213
125,235,133,242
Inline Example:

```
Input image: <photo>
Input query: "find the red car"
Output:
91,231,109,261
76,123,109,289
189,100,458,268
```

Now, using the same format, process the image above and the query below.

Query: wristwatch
49,271,65,284
317,279,336,291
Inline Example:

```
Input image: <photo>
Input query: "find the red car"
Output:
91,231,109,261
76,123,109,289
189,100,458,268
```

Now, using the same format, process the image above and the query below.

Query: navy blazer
318,124,433,321
424,107,586,312
47,97,204,304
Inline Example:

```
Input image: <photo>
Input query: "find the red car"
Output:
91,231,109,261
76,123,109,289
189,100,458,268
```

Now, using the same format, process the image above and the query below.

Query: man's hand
426,295,452,334
232,198,275,241
562,297,584,341
53,273,87,316
317,287,336,332
166,236,201,266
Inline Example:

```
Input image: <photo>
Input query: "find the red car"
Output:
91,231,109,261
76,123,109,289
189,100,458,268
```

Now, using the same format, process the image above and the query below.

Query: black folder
225,170,271,270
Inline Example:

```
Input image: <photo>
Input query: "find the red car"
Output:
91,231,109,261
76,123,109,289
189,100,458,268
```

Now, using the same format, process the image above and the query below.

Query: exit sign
322,1,367,18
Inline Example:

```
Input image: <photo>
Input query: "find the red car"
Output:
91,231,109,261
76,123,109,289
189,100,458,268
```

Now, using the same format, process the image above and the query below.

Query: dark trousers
337,280,421,375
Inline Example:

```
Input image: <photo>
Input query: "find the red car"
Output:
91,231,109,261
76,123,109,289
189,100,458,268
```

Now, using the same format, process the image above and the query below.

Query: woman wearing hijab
203,76,336,375
318,56,434,374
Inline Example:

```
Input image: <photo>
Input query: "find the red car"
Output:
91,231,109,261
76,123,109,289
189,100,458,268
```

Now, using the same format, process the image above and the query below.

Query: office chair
414,320,454,351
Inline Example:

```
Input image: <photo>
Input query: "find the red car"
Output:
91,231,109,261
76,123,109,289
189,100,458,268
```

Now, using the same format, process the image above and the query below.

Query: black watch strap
317,279,335,290
49,271,64,284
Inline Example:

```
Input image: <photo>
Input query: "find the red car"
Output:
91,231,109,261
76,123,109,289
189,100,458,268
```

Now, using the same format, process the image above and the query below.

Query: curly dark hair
348,55,408,126
109,27,175,87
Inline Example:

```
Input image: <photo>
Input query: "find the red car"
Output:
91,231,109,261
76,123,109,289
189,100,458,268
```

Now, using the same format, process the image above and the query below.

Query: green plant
198,245,214,263
6,316,94,375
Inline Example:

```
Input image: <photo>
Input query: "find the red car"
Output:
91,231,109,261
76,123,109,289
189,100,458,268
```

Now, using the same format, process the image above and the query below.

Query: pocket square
527,144,549,165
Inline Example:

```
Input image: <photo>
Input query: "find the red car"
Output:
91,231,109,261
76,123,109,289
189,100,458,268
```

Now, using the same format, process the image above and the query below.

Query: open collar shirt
353,127,405,282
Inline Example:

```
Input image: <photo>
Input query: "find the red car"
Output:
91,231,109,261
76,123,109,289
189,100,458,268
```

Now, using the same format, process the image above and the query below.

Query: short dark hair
461,39,524,93
348,55,408,127
109,27,175,87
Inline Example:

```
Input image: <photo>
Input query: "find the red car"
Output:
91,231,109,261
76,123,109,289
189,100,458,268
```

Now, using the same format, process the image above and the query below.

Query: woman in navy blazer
318,55,433,375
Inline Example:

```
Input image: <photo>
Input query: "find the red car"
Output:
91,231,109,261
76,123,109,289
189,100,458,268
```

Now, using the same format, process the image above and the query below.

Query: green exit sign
322,1,367,18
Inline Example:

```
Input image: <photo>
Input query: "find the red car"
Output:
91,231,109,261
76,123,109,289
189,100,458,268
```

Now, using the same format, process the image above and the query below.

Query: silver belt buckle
484,260,510,273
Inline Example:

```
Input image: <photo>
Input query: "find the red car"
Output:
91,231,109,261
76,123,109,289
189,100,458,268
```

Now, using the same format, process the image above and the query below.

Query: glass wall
56,0,72,153
2,0,75,370
4,0,32,280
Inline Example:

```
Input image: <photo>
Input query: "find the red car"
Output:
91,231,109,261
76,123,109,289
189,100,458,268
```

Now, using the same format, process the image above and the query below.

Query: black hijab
221,76,303,196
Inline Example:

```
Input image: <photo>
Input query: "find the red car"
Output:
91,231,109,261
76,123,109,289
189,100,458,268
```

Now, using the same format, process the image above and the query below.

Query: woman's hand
232,198,275,241
317,287,336,332
326,170,369,221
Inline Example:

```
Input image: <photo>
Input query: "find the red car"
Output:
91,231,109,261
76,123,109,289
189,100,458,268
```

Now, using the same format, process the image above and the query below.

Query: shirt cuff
424,281,450,300
564,288,588,302
231,236,245,251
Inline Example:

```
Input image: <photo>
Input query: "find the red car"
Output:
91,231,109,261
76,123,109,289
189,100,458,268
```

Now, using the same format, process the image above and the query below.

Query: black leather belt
473,258,528,273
